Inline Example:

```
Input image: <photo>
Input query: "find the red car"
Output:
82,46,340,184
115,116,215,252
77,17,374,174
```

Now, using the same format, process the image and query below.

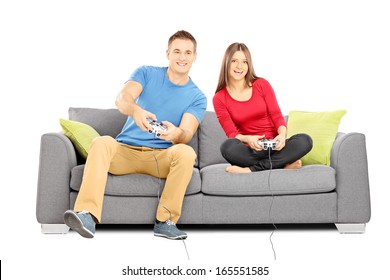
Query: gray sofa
36,108,371,234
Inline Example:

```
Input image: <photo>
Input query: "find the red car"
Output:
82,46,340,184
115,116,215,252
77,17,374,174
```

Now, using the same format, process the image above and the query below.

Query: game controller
257,138,280,150
148,120,167,137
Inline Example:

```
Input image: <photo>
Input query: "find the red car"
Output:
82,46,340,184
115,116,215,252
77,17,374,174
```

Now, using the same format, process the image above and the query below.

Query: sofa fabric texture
36,108,371,227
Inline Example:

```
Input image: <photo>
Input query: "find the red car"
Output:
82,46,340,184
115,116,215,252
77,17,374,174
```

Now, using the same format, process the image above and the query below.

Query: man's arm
160,113,199,144
115,81,156,131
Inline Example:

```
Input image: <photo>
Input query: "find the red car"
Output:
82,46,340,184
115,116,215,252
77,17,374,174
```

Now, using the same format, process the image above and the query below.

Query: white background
1,0,389,279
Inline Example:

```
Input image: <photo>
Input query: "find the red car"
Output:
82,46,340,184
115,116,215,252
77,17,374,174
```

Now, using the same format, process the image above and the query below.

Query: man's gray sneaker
64,210,96,238
154,220,187,240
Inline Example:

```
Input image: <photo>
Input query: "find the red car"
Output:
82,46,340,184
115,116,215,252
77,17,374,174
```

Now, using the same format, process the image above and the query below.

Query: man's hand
157,113,199,144
133,106,157,132
158,121,188,144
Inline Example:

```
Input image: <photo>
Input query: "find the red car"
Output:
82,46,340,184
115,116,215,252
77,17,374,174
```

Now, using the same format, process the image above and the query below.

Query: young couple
63,30,313,240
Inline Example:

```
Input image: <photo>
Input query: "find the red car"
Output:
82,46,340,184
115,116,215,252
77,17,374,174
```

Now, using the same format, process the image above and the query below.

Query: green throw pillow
59,118,100,159
287,110,346,166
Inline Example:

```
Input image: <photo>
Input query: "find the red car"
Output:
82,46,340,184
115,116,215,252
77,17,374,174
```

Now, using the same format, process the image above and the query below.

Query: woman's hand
273,126,287,151
237,134,265,151
273,134,286,150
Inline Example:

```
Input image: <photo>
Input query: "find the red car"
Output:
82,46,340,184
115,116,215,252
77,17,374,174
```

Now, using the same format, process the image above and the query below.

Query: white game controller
257,139,280,150
148,120,167,137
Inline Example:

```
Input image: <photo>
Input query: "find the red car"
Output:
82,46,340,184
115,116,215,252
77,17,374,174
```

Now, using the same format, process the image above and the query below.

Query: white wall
2,0,389,133
1,0,389,278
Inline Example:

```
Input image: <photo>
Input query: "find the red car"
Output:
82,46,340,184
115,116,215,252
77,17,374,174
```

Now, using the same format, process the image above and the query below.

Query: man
63,30,207,240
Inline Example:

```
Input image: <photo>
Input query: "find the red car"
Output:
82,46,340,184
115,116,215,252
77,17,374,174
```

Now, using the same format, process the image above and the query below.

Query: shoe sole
64,211,94,239
154,233,187,240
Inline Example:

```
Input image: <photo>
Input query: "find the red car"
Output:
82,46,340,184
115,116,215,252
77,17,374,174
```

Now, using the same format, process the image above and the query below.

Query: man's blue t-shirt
116,66,207,148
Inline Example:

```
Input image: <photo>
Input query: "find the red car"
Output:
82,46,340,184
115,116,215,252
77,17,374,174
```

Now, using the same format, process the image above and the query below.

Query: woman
213,42,313,173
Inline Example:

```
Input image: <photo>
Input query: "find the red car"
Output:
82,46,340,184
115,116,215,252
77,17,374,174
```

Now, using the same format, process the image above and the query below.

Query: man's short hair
168,30,197,52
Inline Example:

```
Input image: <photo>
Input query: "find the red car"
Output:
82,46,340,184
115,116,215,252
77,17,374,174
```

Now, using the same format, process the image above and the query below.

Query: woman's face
229,50,248,82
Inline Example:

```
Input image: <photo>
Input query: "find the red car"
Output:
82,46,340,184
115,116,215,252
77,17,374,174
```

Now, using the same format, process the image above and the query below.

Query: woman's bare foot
226,165,251,173
284,159,302,169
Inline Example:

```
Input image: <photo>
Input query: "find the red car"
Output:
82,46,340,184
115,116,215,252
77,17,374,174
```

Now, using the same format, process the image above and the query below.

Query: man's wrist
171,127,187,144
130,103,143,118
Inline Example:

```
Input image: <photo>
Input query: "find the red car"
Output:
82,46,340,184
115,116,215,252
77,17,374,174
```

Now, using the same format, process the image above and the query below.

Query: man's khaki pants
74,136,196,224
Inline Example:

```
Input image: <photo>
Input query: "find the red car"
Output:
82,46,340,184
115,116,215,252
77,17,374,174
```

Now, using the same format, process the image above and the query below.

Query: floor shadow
96,223,337,233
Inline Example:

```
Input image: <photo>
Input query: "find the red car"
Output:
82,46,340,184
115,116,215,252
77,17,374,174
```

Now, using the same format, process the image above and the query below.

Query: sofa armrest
36,132,78,224
330,132,371,223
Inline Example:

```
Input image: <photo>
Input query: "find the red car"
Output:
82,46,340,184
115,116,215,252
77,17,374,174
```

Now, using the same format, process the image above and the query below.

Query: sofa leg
335,223,366,234
41,224,70,234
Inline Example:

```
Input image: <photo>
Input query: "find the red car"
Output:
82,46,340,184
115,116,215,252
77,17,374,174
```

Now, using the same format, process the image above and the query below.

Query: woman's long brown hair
215,42,259,93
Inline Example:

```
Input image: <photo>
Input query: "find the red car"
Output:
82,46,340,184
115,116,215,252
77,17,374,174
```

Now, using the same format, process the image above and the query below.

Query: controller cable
266,146,277,260
151,135,190,260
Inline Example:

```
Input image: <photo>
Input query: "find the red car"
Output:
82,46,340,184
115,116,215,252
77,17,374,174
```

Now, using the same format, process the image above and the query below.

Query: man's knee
170,144,197,163
89,136,118,153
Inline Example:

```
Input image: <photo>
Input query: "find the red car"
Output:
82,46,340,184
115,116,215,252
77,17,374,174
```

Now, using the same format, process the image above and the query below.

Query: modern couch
36,108,371,234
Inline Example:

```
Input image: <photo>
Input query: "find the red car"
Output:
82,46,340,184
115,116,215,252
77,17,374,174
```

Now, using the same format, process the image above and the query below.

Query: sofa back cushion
198,112,290,169
69,107,127,137
198,111,228,168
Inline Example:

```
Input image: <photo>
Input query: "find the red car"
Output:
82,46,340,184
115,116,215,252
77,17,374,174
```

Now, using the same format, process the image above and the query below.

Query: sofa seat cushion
70,165,201,196
201,164,336,196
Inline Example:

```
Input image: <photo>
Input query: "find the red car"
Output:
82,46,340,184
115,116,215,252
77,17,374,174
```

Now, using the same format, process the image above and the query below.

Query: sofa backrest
198,111,228,168
68,107,199,165
67,108,293,169
69,107,127,137
197,112,289,169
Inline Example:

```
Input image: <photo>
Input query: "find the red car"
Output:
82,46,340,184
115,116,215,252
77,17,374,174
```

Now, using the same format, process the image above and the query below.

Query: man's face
166,39,196,75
